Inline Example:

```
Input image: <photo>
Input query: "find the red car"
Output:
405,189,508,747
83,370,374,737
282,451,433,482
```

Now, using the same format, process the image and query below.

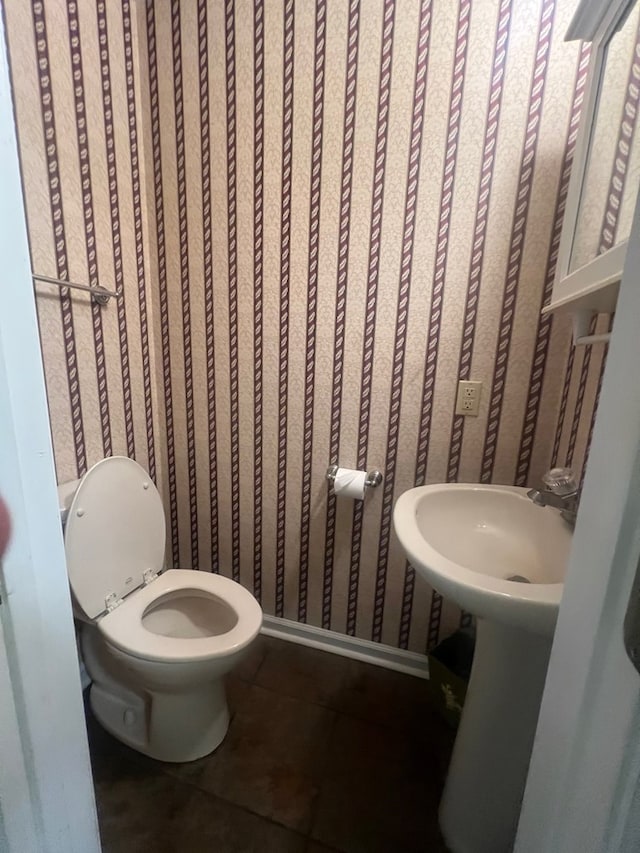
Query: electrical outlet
455,380,482,416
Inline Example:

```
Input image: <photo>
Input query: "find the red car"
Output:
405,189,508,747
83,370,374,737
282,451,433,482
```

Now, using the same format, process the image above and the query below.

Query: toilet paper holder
326,465,383,491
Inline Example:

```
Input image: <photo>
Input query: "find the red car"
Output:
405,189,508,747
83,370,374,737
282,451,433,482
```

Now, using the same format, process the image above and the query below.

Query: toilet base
89,677,230,763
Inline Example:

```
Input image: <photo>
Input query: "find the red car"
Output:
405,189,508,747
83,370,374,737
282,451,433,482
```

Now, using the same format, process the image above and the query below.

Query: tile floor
87,636,454,852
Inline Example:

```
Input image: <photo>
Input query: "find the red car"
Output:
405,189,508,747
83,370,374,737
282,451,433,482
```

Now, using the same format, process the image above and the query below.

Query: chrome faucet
527,468,579,527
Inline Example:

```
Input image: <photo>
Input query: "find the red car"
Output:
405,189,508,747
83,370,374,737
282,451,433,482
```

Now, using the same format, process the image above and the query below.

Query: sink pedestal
439,619,552,853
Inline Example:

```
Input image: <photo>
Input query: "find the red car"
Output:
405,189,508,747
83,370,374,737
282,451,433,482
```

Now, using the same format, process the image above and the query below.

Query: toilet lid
64,456,166,620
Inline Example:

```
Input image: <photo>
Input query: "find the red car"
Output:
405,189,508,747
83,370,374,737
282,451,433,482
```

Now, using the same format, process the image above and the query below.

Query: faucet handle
542,467,578,496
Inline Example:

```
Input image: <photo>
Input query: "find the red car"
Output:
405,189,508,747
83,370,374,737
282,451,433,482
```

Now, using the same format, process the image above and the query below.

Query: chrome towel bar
32,273,119,304
574,332,611,346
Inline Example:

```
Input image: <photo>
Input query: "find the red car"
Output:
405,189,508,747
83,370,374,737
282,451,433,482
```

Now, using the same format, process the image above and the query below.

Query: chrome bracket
105,592,122,612
326,465,383,491
143,568,158,585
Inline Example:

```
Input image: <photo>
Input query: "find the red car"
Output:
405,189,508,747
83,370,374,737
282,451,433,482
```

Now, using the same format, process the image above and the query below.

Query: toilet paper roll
332,468,367,500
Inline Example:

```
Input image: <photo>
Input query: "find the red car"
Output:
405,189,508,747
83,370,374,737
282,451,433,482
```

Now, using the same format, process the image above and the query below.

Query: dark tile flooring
87,636,454,852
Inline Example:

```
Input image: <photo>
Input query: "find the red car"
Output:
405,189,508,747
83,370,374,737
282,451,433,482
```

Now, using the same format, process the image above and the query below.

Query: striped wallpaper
4,0,165,494
4,0,625,653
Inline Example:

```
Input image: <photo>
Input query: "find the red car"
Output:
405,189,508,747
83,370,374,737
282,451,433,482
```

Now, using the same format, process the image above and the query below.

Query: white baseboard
260,615,430,680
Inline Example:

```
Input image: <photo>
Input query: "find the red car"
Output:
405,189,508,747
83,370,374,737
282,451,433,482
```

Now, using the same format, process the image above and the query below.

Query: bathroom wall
134,0,601,652
4,0,613,654
3,1,166,493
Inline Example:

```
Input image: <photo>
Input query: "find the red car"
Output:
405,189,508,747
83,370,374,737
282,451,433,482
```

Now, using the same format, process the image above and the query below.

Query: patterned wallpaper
4,0,621,653
4,0,165,492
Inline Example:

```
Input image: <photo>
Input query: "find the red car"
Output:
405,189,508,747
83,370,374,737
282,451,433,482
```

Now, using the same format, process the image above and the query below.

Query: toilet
59,455,262,763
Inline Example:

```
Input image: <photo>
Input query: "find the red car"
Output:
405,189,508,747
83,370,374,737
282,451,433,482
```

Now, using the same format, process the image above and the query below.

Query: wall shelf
542,243,621,344
542,241,623,317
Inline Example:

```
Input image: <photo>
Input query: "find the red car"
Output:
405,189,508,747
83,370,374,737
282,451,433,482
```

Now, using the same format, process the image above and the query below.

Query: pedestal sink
393,484,572,853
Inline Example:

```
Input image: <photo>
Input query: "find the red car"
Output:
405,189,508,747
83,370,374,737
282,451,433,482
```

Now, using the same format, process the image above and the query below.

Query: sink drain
506,574,531,583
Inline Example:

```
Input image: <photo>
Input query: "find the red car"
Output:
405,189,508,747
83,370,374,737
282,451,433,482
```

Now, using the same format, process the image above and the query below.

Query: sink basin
393,483,571,636
393,483,574,853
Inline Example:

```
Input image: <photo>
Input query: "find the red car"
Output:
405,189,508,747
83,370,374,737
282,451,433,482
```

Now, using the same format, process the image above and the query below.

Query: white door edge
0,602,39,852
0,14,100,853
516,185,640,851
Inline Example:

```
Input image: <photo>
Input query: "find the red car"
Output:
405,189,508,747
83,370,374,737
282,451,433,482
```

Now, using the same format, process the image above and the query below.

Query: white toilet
59,456,262,763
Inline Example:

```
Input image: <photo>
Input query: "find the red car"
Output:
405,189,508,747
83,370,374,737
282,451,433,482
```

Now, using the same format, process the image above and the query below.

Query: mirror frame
549,0,637,328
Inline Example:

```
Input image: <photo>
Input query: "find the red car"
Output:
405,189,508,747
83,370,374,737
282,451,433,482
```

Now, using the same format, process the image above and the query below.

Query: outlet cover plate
455,380,482,416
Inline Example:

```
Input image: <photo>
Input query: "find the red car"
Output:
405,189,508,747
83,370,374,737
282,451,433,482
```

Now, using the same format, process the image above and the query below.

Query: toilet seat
64,457,262,665
97,569,263,663
64,456,166,619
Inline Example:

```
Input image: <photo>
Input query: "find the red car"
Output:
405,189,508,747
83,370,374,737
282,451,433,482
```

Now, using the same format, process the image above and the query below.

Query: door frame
516,181,640,850
0,608,39,851
0,13,100,853
1,0,640,849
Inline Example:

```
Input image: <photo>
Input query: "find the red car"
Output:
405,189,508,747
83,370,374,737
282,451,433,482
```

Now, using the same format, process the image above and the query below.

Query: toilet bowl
60,456,262,763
